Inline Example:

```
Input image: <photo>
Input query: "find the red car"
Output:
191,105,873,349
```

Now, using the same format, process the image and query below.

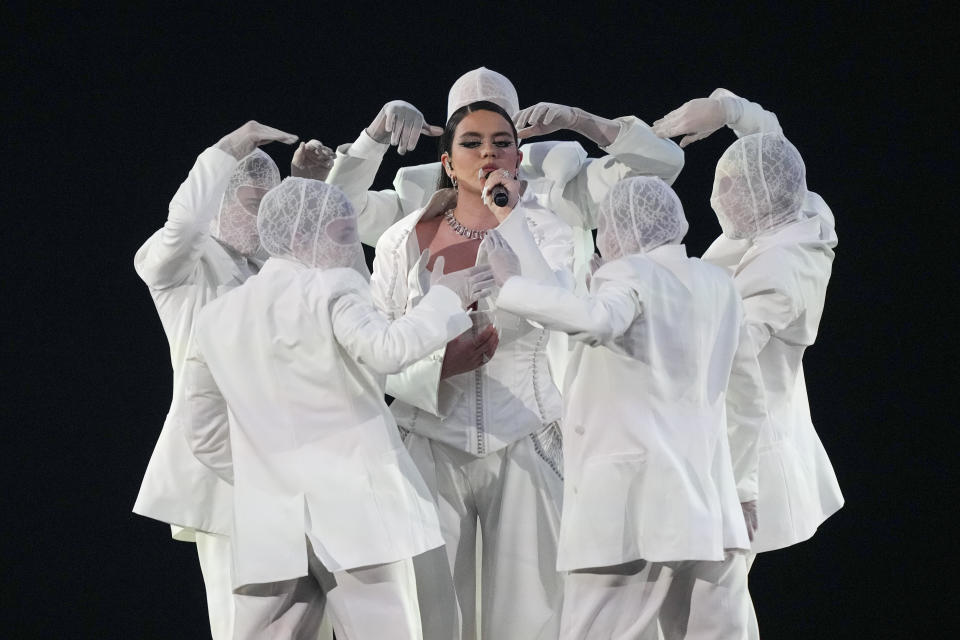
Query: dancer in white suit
654,91,845,639
132,121,302,639
184,177,492,639
486,176,764,639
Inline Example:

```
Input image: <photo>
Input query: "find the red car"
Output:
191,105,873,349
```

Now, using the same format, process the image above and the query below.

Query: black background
4,3,955,637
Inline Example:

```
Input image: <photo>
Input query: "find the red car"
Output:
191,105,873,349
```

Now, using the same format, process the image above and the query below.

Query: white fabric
404,429,564,640
497,245,755,568
258,177,368,277
560,553,748,640
447,67,519,119
371,189,573,455
703,198,844,552
185,258,471,587
711,132,807,240
195,531,235,640
212,148,280,256
133,146,248,537
596,176,688,259
233,546,422,640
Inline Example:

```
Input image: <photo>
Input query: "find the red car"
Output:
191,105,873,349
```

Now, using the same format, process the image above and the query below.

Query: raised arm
135,121,297,289
514,102,685,232
651,89,783,148
326,101,443,245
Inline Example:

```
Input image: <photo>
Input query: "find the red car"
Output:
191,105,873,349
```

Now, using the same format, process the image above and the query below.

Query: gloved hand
479,168,521,222
215,120,298,160
584,253,604,290
431,256,496,308
741,500,758,542
652,98,732,148
479,230,520,286
291,140,335,181
366,100,443,155
515,103,621,147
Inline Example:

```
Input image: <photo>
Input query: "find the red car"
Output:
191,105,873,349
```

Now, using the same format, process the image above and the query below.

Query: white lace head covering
597,176,688,259
257,178,369,277
447,67,520,120
710,132,807,240
212,149,281,256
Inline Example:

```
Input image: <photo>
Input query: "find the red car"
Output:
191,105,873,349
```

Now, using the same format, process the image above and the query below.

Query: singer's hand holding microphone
480,168,520,222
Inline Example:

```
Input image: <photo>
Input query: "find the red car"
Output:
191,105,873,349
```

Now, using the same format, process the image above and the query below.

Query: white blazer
184,258,470,587
703,198,844,552
132,147,249,539
497,245,756,570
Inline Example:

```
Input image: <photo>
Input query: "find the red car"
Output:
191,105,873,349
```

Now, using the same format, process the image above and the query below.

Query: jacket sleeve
710,88,784,138
325,131,408,245
370,231,462,417
736,254,804,353
497,276,641,343
725,310,767,502
560,116,685,230
183,335,234,485
331,286,471,375
495,205,567,285
134,147,238,289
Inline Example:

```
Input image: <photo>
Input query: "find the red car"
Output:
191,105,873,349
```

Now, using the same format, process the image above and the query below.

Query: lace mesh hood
597,177,688,259
257,178,369,277
710,132,807,240
213,149,281,256
447,67,520,120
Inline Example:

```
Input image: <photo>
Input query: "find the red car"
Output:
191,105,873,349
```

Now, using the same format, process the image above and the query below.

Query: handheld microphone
484,170,510,206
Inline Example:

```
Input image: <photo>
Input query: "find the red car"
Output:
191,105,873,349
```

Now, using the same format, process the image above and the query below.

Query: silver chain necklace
443,209,488,241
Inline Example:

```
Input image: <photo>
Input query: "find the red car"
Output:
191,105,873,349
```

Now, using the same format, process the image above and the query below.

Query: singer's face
442,109,521,196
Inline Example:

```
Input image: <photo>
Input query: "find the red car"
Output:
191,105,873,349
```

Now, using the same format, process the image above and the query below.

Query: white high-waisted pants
405,425,564,640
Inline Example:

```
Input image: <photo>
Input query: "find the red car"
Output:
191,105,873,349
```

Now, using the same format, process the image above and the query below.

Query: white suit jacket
371,188,573,456
132,146,249,540
184,258,470,587
497,246,757,569
702,91,844,552
703,200,844,552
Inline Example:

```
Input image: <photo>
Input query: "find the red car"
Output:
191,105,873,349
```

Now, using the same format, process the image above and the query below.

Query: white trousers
196,531,235,640
405,428,564,640
233,543,422,640
560,553,748,640
745,553,758,640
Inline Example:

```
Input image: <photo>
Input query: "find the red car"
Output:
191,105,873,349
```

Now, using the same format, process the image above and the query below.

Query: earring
451,175,458,189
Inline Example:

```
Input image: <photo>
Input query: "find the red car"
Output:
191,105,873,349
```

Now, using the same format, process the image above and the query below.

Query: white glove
479,230,520,286
515,102,621,147
741,500,758,542
291,139,335,181
479,168,521,221
366,100,443,155
215,120,298,160
584,253,604,290
431,256,496,308
652,98,735,148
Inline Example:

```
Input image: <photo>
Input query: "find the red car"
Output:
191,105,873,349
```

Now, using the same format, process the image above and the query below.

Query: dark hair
436,100,519,191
